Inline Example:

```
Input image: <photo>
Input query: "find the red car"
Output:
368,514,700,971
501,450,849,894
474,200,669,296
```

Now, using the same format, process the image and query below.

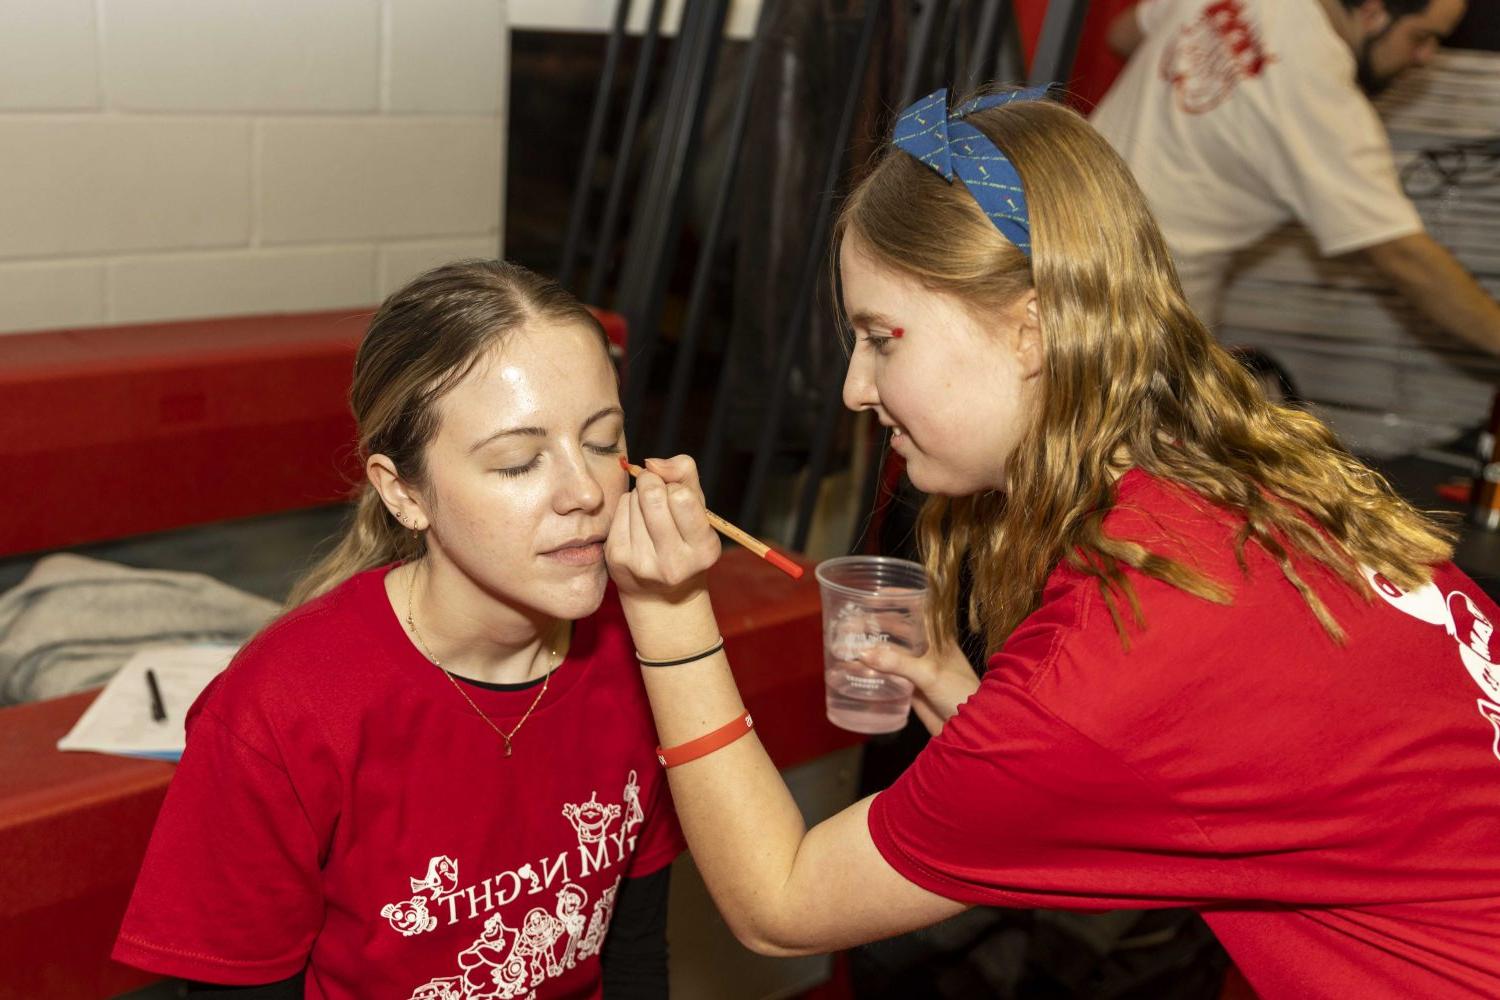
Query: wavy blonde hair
837,94,1453,655
287,260,610,607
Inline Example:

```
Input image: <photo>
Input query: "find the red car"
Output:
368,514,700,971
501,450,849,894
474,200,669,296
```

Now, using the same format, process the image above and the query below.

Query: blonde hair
287,259,610,606
837,94,1454,654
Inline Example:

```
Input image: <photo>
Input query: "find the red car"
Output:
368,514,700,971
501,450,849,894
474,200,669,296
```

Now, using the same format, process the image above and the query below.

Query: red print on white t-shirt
1159,0,1275,114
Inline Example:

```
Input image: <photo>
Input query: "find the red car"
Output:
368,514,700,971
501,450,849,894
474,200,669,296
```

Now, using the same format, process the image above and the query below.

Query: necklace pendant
503,736,513,757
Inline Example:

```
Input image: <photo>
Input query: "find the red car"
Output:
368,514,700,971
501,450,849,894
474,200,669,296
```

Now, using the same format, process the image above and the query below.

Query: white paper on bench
57,644,237,761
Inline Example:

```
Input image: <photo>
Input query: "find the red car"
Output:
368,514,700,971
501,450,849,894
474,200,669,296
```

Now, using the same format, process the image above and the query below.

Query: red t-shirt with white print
114,565,683,1000
870,470,1500,999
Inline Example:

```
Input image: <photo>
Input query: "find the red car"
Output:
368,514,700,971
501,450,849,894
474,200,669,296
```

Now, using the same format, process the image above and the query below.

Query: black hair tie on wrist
636,637,726,668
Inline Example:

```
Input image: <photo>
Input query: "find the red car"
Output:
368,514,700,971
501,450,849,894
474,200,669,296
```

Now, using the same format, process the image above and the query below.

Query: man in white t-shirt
1091,0,1500,356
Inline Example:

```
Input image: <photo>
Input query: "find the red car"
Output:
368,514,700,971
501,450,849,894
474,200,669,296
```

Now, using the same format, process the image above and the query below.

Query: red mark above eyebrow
890,327,904,338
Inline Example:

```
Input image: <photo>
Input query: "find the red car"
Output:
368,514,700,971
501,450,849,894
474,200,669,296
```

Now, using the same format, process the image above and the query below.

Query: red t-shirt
114,565,682,999
870,470,1500,998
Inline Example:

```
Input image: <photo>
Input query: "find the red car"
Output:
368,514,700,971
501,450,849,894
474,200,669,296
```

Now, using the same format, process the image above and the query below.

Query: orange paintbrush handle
620,458,805,580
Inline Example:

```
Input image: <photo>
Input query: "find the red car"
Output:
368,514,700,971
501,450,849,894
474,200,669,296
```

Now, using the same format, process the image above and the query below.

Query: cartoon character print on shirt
383,895,440,937
1363,567,1500,762
455,912,525,999
574,879,620,961
413,854,461,896
622,769,644,829
409,978,467,1000
382,854,460,937
554,883,588,970
1159,0,1275,114
400,771,644,999
562,791,621,846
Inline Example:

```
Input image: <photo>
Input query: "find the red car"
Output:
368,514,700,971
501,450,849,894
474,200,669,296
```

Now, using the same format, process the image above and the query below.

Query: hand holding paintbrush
619,457,804,580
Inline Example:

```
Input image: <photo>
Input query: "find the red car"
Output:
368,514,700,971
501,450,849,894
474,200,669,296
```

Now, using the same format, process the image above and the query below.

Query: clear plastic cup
814,555,928,734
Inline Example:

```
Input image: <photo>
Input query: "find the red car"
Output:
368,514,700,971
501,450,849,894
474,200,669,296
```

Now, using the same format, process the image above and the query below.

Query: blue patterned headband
890,85,1055,256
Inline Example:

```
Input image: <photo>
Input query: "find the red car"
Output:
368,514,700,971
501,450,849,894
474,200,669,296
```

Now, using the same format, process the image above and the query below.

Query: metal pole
618,0,730,447
657,0,778,457
961,0,1006,94
736,0,881,533
1028,0,1089,85
897,0,941,107
557,0,632,291
934,0,963,93
583,0,668,308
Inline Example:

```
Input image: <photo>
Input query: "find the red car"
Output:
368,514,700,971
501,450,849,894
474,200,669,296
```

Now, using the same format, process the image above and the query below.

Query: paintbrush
620,458,805,580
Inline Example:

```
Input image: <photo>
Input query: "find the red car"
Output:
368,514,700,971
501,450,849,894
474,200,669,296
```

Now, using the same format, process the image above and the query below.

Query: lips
541,534,606,566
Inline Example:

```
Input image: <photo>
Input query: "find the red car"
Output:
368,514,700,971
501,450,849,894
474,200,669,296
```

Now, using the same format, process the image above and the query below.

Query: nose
842,353,878,414
553,448,605,514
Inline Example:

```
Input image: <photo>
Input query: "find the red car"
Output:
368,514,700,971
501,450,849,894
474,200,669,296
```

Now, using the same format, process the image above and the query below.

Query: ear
367,454,429,532
1015,291,1044,380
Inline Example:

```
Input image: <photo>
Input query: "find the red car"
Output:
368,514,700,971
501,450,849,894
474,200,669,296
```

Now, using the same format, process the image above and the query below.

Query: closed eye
497,456,540,478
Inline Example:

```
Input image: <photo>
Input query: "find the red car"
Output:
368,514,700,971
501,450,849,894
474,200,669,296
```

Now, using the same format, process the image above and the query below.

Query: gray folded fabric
0,553,277,705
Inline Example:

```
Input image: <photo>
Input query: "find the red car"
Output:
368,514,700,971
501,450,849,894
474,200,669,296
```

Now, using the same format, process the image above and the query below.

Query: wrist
620,584,720,660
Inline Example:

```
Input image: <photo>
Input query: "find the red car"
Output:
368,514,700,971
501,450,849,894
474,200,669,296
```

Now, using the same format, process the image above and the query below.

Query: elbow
738,933,824,960
1360,234,1425,283
724,914,826,959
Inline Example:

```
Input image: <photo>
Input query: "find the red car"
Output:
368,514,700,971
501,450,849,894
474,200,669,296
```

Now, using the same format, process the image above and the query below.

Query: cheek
600,475,628,518
443,477,544,539
877,362,938,424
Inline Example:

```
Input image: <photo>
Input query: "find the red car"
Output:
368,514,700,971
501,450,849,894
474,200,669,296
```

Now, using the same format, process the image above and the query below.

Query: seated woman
606,89,1500,998
114,260,681,999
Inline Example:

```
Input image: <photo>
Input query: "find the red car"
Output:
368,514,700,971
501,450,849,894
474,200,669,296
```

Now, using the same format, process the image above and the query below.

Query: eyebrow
468,405,624,454
848,309,901,331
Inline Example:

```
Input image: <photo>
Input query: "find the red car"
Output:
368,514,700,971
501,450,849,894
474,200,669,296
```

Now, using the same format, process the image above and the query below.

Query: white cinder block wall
0,0,506,335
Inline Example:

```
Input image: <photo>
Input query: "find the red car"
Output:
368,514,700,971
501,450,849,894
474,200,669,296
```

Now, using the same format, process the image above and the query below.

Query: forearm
623,588,812,954
1364,233,1500,356
608,459,969,953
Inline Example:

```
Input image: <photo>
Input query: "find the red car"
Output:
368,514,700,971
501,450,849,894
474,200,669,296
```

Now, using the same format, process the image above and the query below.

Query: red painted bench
0,312,852,998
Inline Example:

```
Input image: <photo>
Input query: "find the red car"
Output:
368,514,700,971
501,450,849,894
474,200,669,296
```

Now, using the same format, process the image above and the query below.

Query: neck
391,556,567,686
1315,0,1364,52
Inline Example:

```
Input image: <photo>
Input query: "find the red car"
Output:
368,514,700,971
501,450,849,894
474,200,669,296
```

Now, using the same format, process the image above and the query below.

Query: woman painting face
415,321,628,621
839,231,1044,497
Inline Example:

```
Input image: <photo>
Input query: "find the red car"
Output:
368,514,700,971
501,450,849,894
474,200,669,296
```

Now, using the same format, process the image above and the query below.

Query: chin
906,462,997,498
543,566,610,621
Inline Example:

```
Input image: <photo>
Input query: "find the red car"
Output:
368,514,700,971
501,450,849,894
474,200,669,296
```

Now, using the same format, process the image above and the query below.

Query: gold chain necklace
405,563,558,758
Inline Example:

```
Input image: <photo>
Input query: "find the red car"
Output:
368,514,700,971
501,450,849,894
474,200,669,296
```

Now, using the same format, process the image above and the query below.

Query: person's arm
1106,7,1146,58
600,868,671,998
606,458,968,956
1360,232,1500,357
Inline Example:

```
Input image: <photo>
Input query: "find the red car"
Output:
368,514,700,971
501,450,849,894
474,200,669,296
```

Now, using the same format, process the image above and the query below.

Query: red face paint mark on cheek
890,327,904,338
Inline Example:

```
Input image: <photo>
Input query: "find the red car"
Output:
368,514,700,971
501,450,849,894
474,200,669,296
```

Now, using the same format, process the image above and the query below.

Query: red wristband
656,712,754,769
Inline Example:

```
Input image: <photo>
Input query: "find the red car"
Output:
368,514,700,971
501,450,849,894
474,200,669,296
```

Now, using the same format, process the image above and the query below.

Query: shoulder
192,567,393,737
1261,0,1357,84
1104,470,1241,558
983,473,1248,696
